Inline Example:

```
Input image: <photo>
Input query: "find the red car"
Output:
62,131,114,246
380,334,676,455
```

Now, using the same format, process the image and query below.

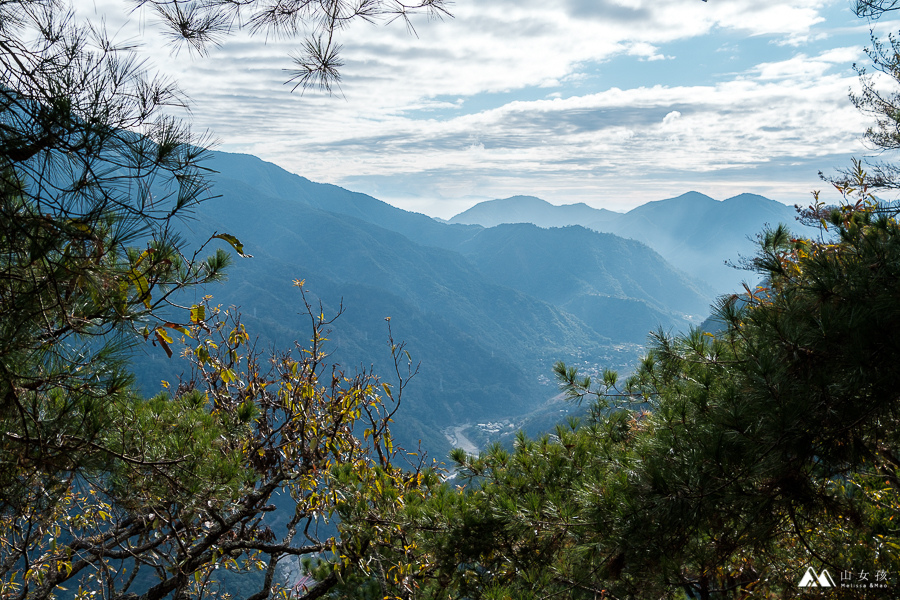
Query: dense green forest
3,0,900,599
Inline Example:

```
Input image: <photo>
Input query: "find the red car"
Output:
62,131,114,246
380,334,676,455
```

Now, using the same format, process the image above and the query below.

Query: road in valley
444,424,478,455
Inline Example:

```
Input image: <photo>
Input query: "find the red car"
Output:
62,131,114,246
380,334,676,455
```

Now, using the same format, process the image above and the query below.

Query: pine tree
387,15,900,594
393,177,900,600
0,0,449,597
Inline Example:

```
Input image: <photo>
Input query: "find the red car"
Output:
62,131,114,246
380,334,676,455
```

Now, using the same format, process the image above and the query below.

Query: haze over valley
136,151,813,458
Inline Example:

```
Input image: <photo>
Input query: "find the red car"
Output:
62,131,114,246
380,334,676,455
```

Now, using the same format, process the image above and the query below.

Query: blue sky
86,0,900,217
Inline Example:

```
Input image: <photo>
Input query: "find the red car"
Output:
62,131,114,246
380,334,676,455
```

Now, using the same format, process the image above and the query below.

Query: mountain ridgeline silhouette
134,151,804,456
451,192,814,294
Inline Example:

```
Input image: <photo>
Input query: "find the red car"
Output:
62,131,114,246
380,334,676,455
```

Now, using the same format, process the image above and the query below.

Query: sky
83,0,900,218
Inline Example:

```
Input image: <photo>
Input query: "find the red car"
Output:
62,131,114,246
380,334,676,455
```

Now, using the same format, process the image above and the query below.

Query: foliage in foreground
0,1,448,597
1,286,442,600
388,180,900,600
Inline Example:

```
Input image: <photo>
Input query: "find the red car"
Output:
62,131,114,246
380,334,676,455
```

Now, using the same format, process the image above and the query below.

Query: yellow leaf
213,233,252,258
154,329,173,358
190,304,205,324
132,248,155,268
128,269,151,309
164,322,192,338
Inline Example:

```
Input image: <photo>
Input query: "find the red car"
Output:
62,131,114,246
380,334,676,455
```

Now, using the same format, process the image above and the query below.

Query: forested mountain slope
136,170,619,456
455,223,711,340
131,152,719,455
208,152,481,251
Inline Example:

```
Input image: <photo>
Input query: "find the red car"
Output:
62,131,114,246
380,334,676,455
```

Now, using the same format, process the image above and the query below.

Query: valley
134,150,808,460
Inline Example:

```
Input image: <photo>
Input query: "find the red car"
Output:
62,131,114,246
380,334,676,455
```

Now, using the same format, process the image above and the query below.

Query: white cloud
73,0,878,215
626,42,674,61
662,110,683,126
748,46,862,81
303,44,868,212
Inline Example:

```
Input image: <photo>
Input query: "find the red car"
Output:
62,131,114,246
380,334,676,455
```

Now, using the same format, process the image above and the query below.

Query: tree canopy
384,171,900,600
1,0,229,523
0,0,448,597
1,285,440,599
379,13,900,598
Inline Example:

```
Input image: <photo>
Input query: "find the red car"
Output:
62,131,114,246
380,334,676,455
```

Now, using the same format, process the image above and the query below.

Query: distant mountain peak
723,192,779,204
639,191,717,208
503,195,549,202
450,195,618,228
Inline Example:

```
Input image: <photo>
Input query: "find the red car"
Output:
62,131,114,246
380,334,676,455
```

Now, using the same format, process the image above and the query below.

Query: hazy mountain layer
450,191,814,294
456,223,709,315
450,195,620,229
454,223,712,340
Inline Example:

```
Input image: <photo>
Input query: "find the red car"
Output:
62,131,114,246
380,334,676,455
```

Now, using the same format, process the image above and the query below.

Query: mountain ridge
143,157,709,456
133,150,792,456
449,190,812,293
